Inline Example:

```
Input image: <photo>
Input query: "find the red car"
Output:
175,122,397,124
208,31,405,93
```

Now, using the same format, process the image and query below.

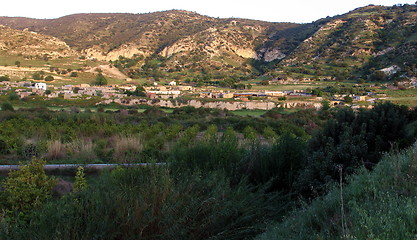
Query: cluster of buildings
0,79,374,105
198,89,312,101
0,81,133,100
143,82,192,99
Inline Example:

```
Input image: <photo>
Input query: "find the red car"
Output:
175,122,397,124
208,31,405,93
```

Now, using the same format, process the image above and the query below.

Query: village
0,78,379,109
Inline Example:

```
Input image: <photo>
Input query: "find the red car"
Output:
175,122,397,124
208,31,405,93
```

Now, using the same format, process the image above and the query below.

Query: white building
34,83,47,90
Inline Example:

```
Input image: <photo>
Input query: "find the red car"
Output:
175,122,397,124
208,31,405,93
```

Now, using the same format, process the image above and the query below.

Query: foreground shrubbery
0,165,284,240
0,106,312,164
0,102,417,239
258,145,417,240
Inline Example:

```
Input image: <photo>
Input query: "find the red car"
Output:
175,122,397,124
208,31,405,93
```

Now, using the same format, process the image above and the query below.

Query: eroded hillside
0,25,75,59
0,4,416,82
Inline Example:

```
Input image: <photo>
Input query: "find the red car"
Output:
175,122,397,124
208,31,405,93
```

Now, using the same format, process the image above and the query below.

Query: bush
0,75,10,81
95,73,107,86
0,139,9,154
32,72,43,80
2,158,56,215
1,102,14,111
8,92,19,101
170,127,241,176
237,133,307,192
296,103,414,196
44,75,54,81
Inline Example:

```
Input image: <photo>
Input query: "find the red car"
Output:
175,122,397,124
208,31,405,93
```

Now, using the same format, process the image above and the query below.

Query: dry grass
44,140,66,161
67,138,96,162
113,135,143,163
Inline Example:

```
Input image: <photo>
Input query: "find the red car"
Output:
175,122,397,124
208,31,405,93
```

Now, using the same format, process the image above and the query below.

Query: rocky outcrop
160,26,259,60
258,47,286,62
234,48,257,59
84,44,150,61
160,37,195,58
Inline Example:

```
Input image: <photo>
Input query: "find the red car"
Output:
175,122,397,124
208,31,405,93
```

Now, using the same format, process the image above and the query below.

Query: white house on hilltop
34,83,47,90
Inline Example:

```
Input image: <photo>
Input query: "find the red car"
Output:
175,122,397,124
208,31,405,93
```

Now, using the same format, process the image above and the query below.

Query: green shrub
44,75,54,81
73,166,87,192
95,73,107,86
1,102,14,111
2,167,284,240
0,75,10,81
8,92,19,101
170,127,242,176
32,72,43,80
258,146,417,240
2,158,56,216
0,139,9,154
237,133,307,192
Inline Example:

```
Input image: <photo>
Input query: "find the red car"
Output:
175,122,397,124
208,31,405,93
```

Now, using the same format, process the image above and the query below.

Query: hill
0,11,298,81
0,11,296,60
269,4,417,81
0,5,416,82
0,24,75,59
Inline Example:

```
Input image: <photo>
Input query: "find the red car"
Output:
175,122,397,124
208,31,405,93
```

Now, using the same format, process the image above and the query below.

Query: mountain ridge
0,4,416,82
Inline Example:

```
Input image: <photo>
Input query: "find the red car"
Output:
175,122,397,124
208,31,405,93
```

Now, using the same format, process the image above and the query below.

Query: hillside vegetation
0,103,417,239
0,25,75,59
0,4,416,82
273,4,417,81
258,144,417,240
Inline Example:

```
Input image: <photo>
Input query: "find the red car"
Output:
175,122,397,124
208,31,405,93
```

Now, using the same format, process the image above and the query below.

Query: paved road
0,163,165,174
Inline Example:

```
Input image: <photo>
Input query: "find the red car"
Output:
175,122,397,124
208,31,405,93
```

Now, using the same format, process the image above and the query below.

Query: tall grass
169,129,242,176
44,140,66,161
1,166,284,240
257,144,417,240
112,135,143,163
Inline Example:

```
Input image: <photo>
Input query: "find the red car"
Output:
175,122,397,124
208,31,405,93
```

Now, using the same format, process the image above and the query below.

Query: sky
1,0,416,23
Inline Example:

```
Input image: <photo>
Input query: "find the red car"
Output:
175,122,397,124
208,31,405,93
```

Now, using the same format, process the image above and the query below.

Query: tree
44,75,54,81
42,54,49,62
321,100,331,111
0,75,10,81
15,61,21,67
344,96,353,104
312,88,323,97
95,73,107,86
297,103,413,196
371,71,386,81
8,91,19,101
70,72,78,77
32,72,44,80
125,86,146,97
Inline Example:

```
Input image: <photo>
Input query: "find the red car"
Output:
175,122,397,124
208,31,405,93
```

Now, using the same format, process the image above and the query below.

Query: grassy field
378,88,417,106
0,55,100,69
